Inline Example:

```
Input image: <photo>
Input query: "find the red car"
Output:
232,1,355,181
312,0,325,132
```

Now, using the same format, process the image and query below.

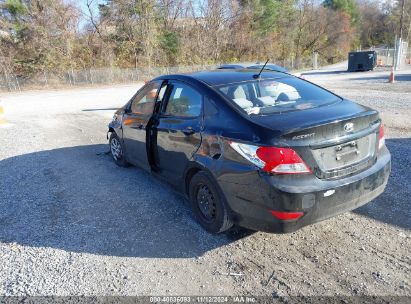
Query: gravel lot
0,64,410,297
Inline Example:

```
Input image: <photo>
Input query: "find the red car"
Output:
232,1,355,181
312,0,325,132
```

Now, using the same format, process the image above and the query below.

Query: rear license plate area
311,134,377,174
335,141,360,162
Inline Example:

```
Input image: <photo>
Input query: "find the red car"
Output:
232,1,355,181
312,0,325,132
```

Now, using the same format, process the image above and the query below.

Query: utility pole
399,0,405,40
389,35,397,82
394,34,398,70
395,0,406,71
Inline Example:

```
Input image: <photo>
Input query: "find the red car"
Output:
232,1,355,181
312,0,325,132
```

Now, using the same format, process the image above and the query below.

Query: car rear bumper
217,147,391,233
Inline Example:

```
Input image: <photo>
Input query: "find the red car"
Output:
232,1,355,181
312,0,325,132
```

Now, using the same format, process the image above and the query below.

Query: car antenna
253,58,269,79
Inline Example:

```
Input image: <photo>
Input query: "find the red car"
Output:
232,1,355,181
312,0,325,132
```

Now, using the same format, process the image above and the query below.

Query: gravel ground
0,64,410,297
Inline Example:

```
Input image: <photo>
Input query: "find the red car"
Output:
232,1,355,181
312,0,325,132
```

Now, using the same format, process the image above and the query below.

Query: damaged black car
107,69,391,233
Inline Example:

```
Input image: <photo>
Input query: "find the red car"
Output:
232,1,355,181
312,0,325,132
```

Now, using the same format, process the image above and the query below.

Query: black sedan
107,69,391,233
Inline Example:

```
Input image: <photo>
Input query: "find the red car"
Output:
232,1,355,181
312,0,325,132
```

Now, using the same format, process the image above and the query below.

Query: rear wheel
189,171,233,233
109,132,129,167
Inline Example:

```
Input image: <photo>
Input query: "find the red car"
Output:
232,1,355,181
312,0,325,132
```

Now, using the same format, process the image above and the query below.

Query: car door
122,81,162,170
152,80,203,184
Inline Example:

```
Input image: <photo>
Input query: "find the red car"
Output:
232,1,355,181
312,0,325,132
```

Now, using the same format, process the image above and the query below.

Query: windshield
216,77,341,115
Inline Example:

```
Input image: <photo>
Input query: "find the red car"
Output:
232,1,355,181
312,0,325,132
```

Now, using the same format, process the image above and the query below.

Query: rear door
152,80,203,184
122,81,162,170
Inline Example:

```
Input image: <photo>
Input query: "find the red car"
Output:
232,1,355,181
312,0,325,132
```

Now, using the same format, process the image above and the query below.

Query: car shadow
348,74,411,82
353,138,411,230
302,70,348,76
0,144,253,258
0,138,408,258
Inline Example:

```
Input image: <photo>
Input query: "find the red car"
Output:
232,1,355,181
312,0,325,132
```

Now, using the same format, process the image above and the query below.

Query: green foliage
158,31,180,64
2,0,29,39
3,0,28,16
98,3,110,18
159,31,179,54
252,0,281,34
0,0,408,80
249,0,295,36
11,21,27,34
323,0,359,25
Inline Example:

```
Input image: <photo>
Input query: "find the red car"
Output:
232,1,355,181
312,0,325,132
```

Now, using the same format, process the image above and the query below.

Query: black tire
189,171,233,233
109,132,129,167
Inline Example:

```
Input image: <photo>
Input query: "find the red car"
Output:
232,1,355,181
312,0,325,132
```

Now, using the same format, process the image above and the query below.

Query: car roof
218,62,288,73
248,64,288,73
218,62,257,69
155,69,290,86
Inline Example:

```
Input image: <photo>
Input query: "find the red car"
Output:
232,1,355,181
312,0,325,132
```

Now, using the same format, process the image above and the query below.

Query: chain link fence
373,40,410,69
277,53,328,71
0,54,326,92
395,40,409,70
0,64,219,92
5,48,409,92
374,48,396,66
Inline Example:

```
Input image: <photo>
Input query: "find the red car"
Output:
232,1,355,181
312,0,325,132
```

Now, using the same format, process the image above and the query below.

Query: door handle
182,126,195,135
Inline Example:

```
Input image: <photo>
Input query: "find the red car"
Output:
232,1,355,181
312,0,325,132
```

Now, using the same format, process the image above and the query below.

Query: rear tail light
378,123,385,150
271,210,304,221
229,142,311,174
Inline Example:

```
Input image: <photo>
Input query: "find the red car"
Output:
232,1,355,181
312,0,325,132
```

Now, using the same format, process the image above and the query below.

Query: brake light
229,142,311,174
271,210,304,221
378,123,385,150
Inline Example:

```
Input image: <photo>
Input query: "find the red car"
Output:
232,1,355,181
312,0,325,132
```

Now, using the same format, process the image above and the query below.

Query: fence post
14,75,21,92
3,70,12,91
395,37,402,70
70,67,74,85
312,52,318,70
393,36,398,71
386,49,389,67
44,71,49,88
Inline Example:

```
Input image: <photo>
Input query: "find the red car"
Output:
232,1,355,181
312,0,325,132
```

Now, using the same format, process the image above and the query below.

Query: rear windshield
216,77,341,115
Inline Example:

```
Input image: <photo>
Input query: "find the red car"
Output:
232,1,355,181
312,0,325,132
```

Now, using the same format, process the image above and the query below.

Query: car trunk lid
249,100,380,179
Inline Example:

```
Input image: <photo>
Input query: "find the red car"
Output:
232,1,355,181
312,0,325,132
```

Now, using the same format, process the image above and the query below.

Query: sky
71,0,205,30
75,0,101,18
70,0,394,30
66,0,103,30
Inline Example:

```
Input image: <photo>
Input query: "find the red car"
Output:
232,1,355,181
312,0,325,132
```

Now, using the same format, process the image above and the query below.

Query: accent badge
344,122,354,132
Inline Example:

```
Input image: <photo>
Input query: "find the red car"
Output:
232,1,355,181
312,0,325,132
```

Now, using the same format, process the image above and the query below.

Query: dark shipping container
348,51,377,72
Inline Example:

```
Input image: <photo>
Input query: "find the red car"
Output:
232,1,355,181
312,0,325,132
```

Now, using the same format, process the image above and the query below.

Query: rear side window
164,82,202,117
216,77,341,115
130,82,161,115
157,83,168,102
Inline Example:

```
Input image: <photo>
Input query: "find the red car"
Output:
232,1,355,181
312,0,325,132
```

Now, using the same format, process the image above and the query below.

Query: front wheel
109,132,129,167
189,171,233,233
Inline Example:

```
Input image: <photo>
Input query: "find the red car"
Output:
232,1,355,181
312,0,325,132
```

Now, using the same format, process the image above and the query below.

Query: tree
0,0,79,76
0,0,408,83
323,0,359,25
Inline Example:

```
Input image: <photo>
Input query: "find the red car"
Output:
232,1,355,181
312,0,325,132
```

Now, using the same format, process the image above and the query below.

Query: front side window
130,81,161,115
164,82,202,117
217,77,341,115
